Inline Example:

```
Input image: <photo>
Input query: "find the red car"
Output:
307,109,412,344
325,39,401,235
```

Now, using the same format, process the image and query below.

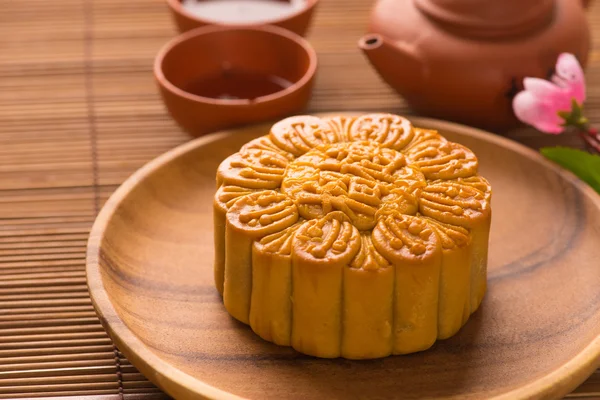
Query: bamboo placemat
0,0,599,398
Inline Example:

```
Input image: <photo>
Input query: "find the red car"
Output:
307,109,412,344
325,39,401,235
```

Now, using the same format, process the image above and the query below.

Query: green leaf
540,147,600,194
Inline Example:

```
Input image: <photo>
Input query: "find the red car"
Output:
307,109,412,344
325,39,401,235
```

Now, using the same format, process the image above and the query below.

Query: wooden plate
86,116,600,400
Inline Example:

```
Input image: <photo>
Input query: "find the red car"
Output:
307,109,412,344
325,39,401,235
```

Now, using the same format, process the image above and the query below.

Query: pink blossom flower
512,53,586,134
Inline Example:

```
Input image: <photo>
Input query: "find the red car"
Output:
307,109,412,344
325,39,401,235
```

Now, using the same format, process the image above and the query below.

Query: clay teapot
359,0,591,129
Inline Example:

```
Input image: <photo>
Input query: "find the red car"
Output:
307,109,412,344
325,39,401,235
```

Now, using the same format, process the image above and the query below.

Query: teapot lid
415,0,555,39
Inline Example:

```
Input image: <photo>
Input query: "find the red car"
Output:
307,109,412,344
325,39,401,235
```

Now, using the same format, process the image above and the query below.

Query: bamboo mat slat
0,0,598,398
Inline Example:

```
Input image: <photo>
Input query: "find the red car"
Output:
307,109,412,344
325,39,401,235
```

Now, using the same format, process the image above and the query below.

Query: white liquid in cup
181,0,307,24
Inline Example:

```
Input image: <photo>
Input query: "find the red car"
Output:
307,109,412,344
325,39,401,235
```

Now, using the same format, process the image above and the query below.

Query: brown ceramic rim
154,24,318,106
166,0,319,29
86,115,600,400
412,0,554,37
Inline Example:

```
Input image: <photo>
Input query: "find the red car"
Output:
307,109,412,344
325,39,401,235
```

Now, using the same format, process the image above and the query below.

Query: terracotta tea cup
154,25,317,137
166,0,319,36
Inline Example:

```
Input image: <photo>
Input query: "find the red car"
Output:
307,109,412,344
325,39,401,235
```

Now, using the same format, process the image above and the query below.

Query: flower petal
513,91,564,134
523,77,563,98
555,53,586,104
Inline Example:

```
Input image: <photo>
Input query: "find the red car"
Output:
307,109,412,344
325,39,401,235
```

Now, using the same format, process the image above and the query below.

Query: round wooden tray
86,115,600,400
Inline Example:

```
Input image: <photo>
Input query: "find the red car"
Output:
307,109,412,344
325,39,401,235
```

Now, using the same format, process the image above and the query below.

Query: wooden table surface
0,0,598,398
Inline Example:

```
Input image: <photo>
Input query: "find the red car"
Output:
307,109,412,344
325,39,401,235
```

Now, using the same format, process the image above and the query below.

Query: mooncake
214,113,492,359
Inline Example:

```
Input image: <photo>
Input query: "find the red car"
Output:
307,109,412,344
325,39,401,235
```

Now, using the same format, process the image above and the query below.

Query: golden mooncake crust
281,142,425,230
405,139,478,180
324,115,356,139
293,211,361,264
217,149,289,189
269,115,340,157
347,113,414,150
226,190,299,236
419,180,490,228
404,127,447,150
372,212,440,264
213,113,492,359
350,234,390,271
241,136,295,160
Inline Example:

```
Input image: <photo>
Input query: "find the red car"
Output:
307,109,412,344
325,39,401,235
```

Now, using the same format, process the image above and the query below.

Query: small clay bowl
154,25,317,137
166,0,319,36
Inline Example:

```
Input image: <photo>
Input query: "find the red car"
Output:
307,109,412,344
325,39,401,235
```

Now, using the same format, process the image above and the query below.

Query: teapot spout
359,34,424,96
